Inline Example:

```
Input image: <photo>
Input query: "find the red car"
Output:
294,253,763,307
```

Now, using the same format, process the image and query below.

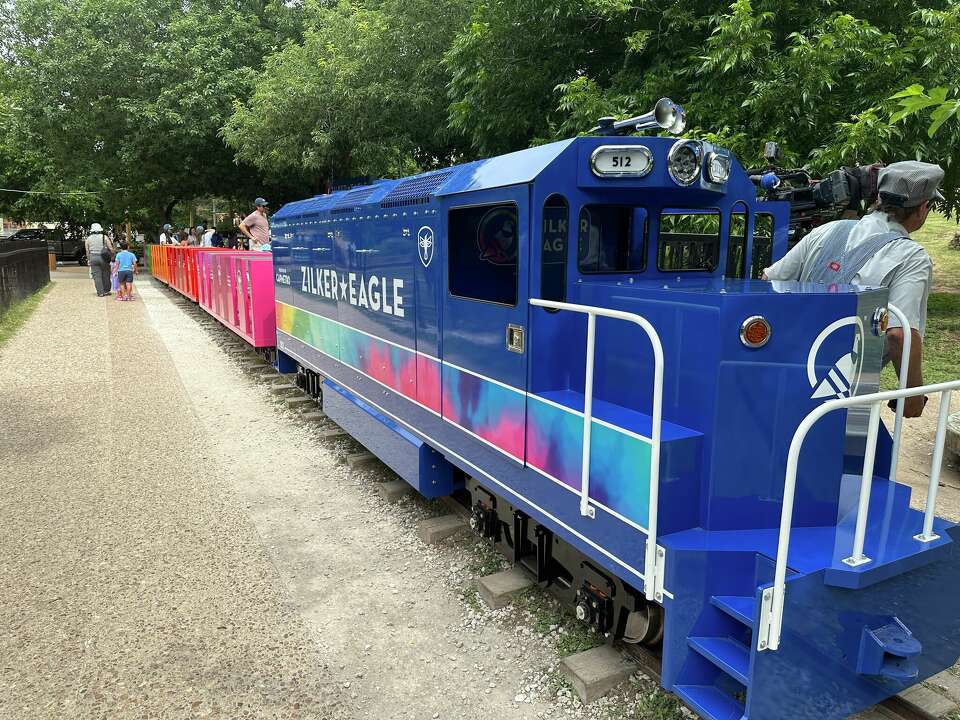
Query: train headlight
740,315,772,349
706,151,731,184
668,140,702,186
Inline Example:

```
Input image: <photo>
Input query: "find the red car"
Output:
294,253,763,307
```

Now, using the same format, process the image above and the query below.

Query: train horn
591,97,687,136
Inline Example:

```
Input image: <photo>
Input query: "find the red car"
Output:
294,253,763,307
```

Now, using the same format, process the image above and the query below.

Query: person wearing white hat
764,160,946,417
85,222,114,297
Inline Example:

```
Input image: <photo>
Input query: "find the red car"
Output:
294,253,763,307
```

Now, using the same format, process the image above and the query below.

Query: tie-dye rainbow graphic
441,364,526,460
526,396,652,529
276,301,441,414
276,300,654,529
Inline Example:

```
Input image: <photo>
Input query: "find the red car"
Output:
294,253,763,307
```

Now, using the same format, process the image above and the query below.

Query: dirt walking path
0,271,341,719
0,269,573,720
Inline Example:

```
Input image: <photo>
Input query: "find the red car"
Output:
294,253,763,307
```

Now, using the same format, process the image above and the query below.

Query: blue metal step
710,595,756,627
674,684,745,720
688,636,751,685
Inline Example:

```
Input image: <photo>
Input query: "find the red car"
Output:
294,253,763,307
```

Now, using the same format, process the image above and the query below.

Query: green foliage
443,0,960,211
223,0,472,183
0,0,302,225
2,0,960,227
890,85,960,137
0,283,52,348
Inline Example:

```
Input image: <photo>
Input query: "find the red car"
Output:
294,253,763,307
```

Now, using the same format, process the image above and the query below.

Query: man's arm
885,245,933,417
886,327,925,417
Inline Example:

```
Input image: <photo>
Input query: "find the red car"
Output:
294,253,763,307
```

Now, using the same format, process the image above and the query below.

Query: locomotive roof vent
380,169,455,209
591,97,687,137
329,185,378,214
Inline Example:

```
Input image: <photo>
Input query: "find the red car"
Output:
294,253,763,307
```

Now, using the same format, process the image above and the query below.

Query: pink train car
197,250,276,348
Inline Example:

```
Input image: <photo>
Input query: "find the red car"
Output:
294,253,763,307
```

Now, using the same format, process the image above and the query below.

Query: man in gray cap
239,197,270,251
159,223,174,245
764,160,945,417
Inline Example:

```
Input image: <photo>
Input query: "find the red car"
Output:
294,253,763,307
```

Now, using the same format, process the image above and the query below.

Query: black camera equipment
748,142,882,245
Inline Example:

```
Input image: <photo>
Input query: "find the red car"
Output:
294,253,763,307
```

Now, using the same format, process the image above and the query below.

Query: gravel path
135,278,565,720
0,270,570,720
0,272,341,719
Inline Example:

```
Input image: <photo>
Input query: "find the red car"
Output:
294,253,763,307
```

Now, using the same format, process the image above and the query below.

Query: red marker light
740,316,772,349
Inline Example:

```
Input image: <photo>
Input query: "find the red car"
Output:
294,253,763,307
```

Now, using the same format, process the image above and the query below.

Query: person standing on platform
201,224,216,247
85,222,114,297
239,197,270,251
159,224,174,245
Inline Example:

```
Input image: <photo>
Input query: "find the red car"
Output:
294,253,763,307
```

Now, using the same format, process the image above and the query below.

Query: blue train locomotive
268,103,960,720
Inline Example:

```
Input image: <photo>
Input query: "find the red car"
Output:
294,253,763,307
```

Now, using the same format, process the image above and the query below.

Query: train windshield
577,205,647,273
657,208,721,272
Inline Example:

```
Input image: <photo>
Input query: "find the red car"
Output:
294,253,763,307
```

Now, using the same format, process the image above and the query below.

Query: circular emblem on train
417,225,435,268
807,316,865,401
477,207,518,265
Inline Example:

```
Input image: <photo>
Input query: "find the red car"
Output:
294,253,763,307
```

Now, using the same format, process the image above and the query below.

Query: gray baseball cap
878,161,945,207
254,197,268,207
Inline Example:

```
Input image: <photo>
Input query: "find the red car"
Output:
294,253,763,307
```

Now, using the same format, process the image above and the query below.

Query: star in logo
417,226,435,268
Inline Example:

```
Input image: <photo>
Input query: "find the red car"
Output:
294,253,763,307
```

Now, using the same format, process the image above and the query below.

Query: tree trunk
163,199,177,225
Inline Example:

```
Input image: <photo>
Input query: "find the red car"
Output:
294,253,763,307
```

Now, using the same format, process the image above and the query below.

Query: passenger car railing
757,378,960,653
529,298,664,601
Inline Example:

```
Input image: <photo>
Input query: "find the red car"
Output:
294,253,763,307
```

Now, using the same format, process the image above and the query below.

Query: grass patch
629,680,688,720
881,292,960,389
465,540,508,577
914,212,960,292
0,283,52,348
460,587,483,612
513,587,603,657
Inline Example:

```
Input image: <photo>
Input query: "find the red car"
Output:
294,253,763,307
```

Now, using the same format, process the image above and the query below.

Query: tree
223,0,473,185
442,0,960,211
0,0,304,226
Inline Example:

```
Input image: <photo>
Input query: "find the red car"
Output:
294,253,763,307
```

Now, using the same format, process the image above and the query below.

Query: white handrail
887,304,911,481
757,379,960,653
530,298,665,601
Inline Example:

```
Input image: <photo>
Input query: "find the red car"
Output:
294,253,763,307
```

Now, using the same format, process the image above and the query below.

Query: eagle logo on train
417,226,435,268
807,316,866,401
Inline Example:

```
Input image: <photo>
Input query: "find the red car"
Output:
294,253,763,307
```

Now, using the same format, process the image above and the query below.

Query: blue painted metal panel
748,526,960,719
322,379,458,497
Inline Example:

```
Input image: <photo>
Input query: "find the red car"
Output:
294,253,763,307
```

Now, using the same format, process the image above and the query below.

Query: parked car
7,226,87,264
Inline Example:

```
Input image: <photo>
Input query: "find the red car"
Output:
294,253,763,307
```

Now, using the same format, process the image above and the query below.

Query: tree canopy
0,0,957,225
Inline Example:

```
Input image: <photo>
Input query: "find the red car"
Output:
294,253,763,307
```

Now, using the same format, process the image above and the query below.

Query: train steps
671,557,772,720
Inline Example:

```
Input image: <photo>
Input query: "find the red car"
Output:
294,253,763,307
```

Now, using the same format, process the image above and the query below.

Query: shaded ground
0,271,341,719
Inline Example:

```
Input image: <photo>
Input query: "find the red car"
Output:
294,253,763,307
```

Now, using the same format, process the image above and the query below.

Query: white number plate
590,145,654,178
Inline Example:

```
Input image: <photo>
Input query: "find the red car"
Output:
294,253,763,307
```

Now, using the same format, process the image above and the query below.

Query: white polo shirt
764,211,933,336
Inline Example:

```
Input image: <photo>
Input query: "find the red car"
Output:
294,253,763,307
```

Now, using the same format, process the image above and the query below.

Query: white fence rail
530,298,665,601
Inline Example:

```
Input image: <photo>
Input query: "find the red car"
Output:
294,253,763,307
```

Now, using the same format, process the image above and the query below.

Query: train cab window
725,204,748,279
448,203,519,305
577,205,646,273
541,195,568,303
657,209,721,272
752,213,774,279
